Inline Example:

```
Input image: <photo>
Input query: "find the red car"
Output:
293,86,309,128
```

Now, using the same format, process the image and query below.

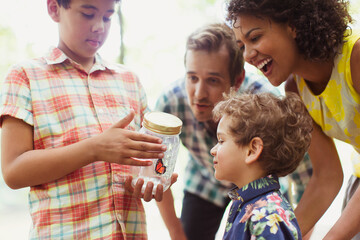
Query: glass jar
131,111,182,194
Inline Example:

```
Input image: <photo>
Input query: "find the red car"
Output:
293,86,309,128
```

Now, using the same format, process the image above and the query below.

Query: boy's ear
47,0,61,22
245,137,263,164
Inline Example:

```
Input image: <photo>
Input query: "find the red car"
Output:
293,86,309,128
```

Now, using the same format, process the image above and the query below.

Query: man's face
185,46,232,122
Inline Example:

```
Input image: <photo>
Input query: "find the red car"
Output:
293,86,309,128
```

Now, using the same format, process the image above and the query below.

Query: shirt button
113,175,119,182
99,108,104,114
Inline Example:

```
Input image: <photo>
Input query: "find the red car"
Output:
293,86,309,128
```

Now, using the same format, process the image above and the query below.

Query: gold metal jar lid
143,111,183,135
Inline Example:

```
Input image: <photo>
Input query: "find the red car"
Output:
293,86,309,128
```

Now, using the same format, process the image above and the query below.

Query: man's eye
208,78,220,85
187,76,198,82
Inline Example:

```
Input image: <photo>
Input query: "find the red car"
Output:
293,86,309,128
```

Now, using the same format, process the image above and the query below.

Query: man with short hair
155,23,312,240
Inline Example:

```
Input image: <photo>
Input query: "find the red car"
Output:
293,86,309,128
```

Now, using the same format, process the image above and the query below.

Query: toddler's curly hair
226,0,353,62
213,92,313,177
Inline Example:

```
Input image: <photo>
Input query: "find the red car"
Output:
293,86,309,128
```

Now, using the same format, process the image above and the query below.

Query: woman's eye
237,42,245,51
251,36,260,42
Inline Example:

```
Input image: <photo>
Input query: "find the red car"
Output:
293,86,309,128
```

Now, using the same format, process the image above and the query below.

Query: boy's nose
92,19,105,33
210,145,217,156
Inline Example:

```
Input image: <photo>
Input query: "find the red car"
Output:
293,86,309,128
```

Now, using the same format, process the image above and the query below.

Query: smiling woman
227,0,360,239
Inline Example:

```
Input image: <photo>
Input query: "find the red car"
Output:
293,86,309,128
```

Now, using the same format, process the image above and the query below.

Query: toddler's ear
47,0,61,22
245,137,263,164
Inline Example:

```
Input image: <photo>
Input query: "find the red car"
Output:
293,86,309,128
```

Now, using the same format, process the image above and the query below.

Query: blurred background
0,0,359,239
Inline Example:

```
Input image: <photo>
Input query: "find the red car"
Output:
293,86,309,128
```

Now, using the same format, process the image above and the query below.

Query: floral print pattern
223,175,301,240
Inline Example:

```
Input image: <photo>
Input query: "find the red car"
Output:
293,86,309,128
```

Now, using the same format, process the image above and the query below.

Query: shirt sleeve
0,63,34,127
154,79,183,115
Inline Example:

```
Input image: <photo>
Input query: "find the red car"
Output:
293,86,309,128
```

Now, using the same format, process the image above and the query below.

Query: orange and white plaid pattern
1,47,149,239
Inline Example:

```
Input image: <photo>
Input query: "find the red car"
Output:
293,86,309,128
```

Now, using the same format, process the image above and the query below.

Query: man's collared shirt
224,175,301,240
1,47,148,239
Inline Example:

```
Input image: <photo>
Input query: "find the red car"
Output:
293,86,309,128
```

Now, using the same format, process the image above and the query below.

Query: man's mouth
194,102,211,110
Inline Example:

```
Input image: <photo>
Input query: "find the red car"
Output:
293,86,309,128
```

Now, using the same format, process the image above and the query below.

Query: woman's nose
243,46,257,64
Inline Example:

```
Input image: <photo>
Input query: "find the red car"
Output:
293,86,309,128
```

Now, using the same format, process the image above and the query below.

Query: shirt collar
228,175,280,204
44,46,118,73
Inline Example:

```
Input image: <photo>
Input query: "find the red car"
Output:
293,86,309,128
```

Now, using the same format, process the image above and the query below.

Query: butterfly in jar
155,158,166,174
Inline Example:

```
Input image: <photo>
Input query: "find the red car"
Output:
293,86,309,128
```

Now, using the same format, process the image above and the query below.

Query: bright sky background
1,0,359,107
1,0,226,107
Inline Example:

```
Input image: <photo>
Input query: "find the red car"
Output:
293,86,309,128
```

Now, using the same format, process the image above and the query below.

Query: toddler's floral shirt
224,175,302,240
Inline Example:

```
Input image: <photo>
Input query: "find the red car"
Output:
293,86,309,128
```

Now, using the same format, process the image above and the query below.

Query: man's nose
194,81,208,99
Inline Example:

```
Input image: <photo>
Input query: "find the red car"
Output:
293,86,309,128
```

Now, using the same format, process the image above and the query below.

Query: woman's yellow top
295,30,360,176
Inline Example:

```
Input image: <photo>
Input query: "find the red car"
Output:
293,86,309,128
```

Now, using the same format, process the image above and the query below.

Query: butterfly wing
155,158,166,174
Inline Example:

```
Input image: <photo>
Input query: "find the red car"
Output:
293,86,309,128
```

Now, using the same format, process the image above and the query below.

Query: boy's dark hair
213,92,313,177
226,0,353,62
185,23,244,86
57,0,121,9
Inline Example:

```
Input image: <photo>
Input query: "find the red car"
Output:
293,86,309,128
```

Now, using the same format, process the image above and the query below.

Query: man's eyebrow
208,72,222,77
186,71,222,77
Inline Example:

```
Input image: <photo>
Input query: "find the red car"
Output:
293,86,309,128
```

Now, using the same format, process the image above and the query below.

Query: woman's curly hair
226,0,353,62
213,92,313,177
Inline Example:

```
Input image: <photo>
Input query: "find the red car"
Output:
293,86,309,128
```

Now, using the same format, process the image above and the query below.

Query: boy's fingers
119,149,163,163
142,181,155,202
170,173,178,186
154,184,164,202
132,178,145,198
112,110,135,129
129,131,163,144
122,158,153,166
127,141,166,154
124,176,135,193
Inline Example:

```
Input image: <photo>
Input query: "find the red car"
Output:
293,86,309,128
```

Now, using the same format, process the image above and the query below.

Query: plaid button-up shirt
1,47,149,239
155,73,282,207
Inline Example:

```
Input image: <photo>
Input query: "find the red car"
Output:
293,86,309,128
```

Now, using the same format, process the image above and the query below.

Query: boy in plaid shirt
0,0,169,239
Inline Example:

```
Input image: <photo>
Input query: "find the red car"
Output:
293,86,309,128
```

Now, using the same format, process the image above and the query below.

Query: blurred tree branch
117,2,125,64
